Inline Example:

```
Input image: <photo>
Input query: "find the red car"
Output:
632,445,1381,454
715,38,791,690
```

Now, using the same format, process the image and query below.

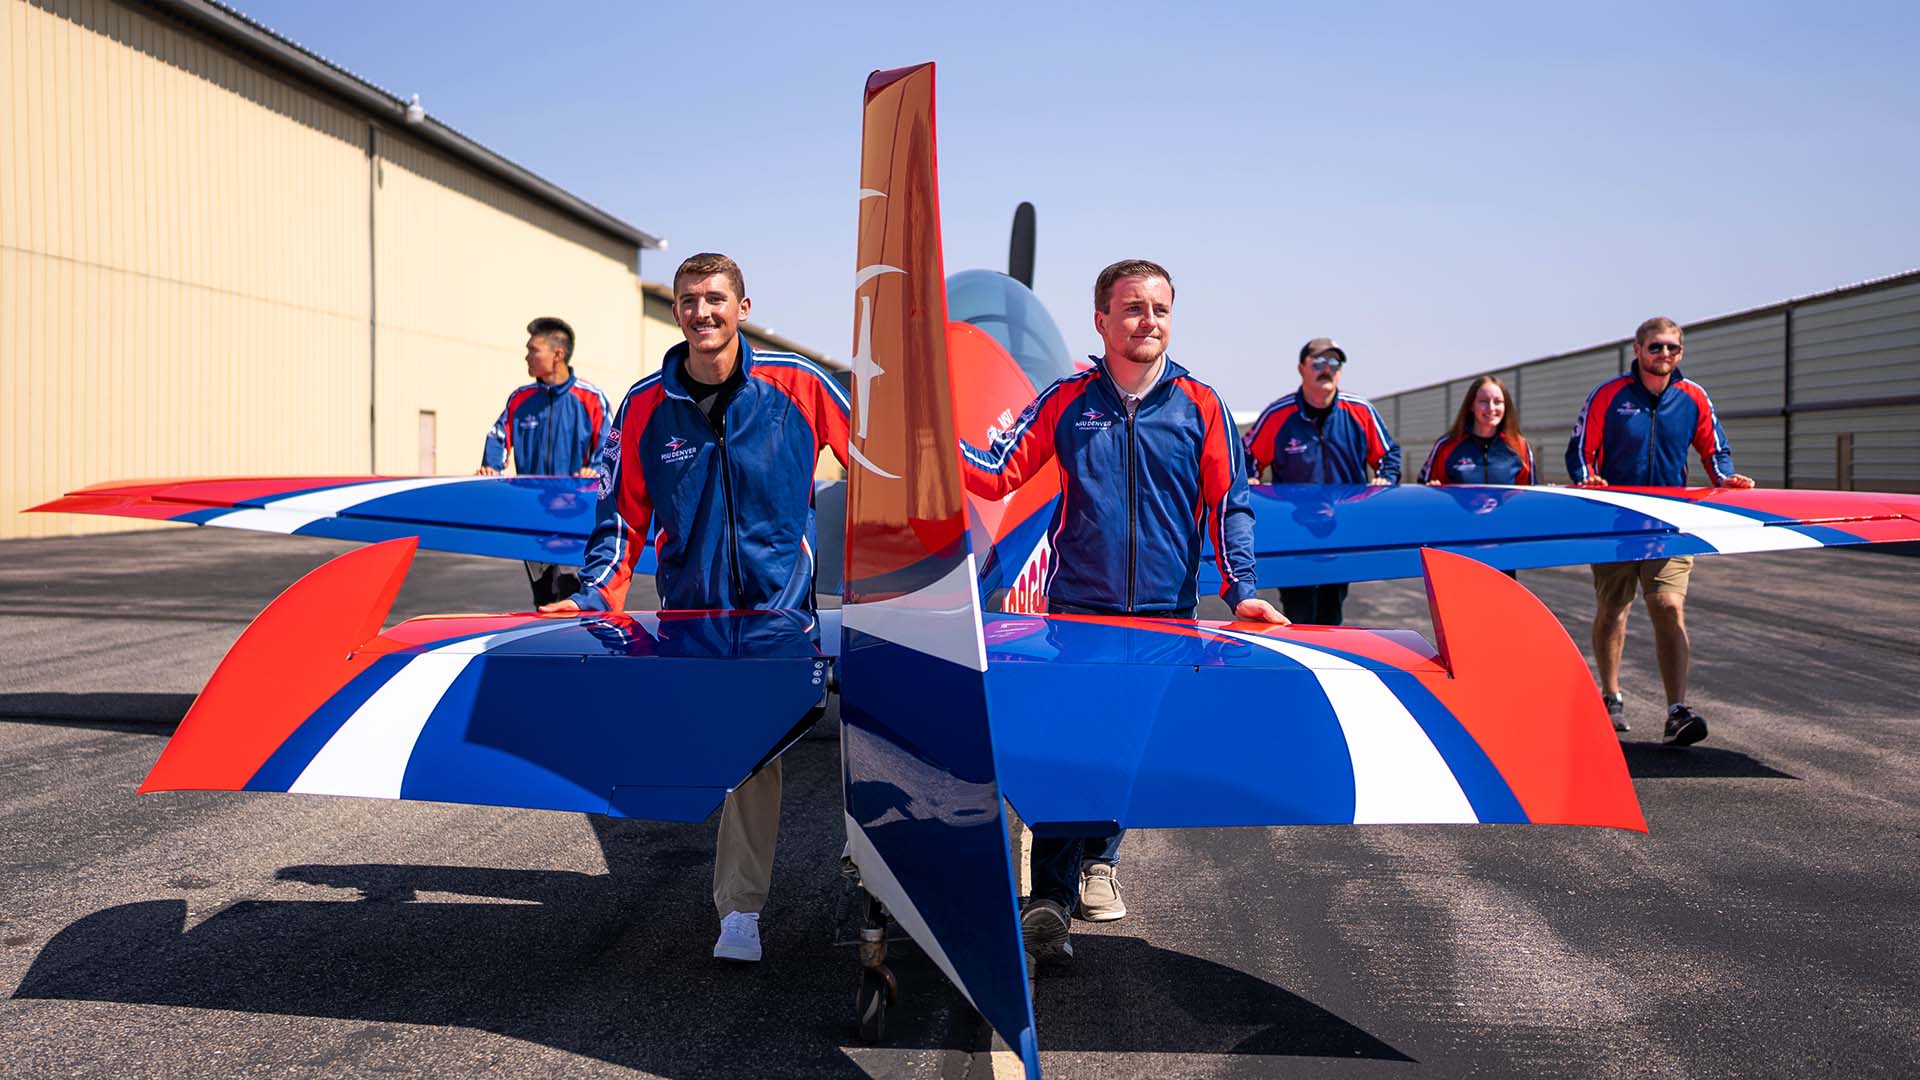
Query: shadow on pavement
1031,934,1412,1061
10,864,949,1079
1620,742,1797,780
0,691,192,733
14,859,1408,1074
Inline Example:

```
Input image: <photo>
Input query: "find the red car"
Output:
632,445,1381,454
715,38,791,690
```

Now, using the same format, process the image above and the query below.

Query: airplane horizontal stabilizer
141,538,826,821
988,547,1645,834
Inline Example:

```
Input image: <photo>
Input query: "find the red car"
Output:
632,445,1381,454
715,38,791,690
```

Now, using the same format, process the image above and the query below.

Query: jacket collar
536,370,577,395
1090,353,1187,405
1292,386,1341,412
661,333,755,402
1627,361,1686,400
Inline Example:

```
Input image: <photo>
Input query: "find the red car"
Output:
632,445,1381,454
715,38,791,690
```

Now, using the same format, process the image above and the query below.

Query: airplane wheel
856,964,898,1043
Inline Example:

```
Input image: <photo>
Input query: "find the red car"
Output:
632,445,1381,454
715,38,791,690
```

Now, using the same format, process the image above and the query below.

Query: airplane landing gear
855,892,898,1042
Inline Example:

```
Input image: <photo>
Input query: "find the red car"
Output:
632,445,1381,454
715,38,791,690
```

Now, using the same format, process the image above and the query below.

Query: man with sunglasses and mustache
1243,337,1401,625
1567,316,1753,746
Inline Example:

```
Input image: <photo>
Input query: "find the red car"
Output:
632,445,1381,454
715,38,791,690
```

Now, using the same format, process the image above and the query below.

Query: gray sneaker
1604,692,1629,733
1077,862,1127,922
1020,898,1073,966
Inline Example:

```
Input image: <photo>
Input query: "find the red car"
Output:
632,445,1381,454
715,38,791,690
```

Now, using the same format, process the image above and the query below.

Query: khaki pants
1591,556,1694,608
712,758,782,916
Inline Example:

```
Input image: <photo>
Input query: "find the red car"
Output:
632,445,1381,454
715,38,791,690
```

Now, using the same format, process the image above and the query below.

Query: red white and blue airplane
26,63,1920,1078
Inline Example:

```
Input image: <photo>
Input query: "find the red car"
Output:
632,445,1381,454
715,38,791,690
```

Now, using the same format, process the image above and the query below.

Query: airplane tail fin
839,62,1041,1076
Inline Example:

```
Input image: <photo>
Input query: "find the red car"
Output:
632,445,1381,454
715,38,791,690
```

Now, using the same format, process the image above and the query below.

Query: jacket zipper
1125,405,1138,612
704,396,746,605
544,384,560,473
1645,387,1659,483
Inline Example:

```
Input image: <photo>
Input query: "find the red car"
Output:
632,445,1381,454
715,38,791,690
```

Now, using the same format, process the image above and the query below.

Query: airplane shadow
1031,935,1412,1061
13,858,1407,1073
10,862,960,1079
1620,742,1796,780
0,691,192,734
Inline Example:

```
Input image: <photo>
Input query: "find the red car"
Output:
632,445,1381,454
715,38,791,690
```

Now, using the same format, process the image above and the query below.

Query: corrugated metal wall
1392,386,1449,472
4,0,372,537
1682,313,1786,486
1510,347,1621,483
1789,279,1920,490
1373,274,1919,492
373,134,642,475
2,0,651,537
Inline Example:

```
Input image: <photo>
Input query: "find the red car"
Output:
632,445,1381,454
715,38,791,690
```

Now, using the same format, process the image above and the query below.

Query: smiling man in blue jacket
1567,315,1753,746
961,258,1284,966
541,254,850,964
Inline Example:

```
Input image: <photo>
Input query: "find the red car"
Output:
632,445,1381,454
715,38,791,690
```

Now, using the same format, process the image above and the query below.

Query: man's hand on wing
1367,476,1391,486
1723,473,1756,489
538,598,581,613
1577,476,1609,488
475,465,500,476
1234,597,1289,625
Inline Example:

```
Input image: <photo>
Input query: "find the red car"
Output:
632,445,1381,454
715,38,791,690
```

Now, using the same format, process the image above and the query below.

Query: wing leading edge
1193,482,1920,589
28,475,667,571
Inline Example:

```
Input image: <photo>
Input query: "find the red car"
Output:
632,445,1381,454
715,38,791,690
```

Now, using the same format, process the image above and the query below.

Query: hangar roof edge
148,0,666,252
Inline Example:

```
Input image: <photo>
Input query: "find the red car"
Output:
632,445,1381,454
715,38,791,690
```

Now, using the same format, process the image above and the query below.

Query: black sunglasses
1307,355,1345,370
1644,342,1683,355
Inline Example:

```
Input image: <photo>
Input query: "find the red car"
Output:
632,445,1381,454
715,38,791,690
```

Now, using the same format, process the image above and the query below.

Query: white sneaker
714,910,762,962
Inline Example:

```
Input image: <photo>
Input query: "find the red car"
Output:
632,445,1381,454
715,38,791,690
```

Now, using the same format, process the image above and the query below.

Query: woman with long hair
1417,374,1535,485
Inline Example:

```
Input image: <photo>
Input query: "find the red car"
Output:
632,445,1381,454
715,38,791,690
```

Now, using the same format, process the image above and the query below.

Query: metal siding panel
1396,387,1449,465
1719,418,1784,488
1682,313,1784,416
1513,348,1619,484
1791,407,1920,493
1791,280,1920,403
372,133,642,474
1,0,374,538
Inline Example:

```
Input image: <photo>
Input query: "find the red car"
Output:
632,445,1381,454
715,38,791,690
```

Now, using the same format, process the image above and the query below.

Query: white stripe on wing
288,622,568,798
1205,629,1479,824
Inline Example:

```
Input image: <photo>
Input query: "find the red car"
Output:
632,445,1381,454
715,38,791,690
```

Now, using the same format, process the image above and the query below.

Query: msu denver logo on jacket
573,336,851,613
959,356,1259,614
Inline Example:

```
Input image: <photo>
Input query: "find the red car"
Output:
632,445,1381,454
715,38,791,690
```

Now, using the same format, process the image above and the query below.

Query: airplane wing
141,535,826,823
1199,482,1920,588
27,475,669,573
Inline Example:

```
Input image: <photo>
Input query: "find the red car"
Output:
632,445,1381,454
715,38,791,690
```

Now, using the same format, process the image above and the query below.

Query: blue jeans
1028,596,1174,906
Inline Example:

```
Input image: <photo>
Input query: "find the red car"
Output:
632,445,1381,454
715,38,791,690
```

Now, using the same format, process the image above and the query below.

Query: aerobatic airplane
26,62,1920,1078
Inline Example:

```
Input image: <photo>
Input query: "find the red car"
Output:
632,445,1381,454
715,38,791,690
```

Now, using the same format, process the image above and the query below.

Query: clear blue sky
233,0,1920,412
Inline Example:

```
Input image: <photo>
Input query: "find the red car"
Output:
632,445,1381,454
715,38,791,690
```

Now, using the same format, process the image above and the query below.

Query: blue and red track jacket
481,373,610,475
1418,432,1536,484
571,336,850,612
959,356,1259,613
1243,390,1402,484
1565,366,1736,486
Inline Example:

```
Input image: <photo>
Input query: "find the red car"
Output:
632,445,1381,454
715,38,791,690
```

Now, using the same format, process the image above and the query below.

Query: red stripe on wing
140,539,418,794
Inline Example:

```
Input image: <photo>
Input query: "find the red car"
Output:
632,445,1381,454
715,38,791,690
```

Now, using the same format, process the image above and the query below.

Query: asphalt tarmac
3,530,1917,1079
